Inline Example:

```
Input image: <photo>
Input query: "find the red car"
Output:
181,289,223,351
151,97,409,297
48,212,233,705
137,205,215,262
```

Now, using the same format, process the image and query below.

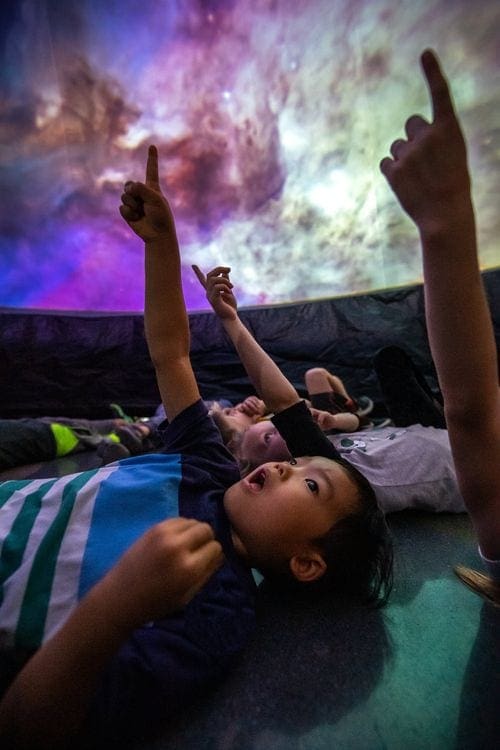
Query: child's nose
276,462,291,479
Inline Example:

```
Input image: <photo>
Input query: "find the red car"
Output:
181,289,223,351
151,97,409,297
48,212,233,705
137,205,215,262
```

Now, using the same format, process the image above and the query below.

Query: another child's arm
380,50,500,558
193,267,360,434
309,407,360,433
0,518,223,749
235,395,267,418
193,265,299,413
120,145,200,421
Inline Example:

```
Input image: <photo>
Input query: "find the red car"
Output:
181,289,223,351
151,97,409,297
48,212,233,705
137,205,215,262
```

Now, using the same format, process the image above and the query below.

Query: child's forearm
0,583,131,750
120,147,200,421
222,316,299,414
420,210,498,423
0,515,224,748
145,237,201,420
144,236,189,366
195,265,300,413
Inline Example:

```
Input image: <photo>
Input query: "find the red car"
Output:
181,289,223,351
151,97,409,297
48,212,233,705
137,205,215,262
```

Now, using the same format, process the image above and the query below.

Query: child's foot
341,395,374,417
352,396,374,417
370,417,393,429
358,416,394,431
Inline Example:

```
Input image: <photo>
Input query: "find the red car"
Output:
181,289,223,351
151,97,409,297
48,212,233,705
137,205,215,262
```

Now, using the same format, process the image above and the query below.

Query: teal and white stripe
0,454,183,650
0,478,61,610
0,467,115,649
43,467,117,643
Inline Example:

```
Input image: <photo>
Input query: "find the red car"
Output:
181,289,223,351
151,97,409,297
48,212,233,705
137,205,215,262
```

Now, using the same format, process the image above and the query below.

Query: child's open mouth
245,467,266,493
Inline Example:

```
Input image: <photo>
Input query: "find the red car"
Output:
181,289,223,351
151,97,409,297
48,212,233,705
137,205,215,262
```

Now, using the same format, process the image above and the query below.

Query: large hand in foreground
98,517,223,630
380,50,471,234
120,145,176,242
192,265,238,320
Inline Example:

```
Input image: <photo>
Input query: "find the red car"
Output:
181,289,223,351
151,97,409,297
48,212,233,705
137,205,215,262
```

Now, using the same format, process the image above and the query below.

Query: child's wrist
87,575,142,636
145,232,178,252
417,196,475,240
419,219,476,250
221,314,240,329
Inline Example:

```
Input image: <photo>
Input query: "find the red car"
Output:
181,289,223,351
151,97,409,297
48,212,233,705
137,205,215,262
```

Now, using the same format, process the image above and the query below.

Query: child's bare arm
380,50,500,557
309,408,360,433
0,518,223,749
193,265,299,413
120,146,200,421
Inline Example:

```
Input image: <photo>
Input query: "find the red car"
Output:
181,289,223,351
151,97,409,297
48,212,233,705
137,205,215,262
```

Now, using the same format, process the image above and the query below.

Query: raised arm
380,50,500,558
192,265,299,413
0,148,223,749
120,145,199,421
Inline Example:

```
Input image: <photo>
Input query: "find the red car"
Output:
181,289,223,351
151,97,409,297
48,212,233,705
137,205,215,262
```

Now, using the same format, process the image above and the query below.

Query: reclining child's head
209,398,266,443
224,454,392,606
227,420,291,468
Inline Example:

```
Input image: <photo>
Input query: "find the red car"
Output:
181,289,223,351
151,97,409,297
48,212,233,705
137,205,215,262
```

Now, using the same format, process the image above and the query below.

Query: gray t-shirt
330,424,465,515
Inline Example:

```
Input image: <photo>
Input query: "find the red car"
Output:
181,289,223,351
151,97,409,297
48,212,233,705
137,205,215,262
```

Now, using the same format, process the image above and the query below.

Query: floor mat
143,512,499,750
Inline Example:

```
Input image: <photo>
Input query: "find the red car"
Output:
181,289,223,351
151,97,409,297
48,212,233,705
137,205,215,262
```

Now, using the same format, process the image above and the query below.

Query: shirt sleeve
271,400,341,461
157,399,233,458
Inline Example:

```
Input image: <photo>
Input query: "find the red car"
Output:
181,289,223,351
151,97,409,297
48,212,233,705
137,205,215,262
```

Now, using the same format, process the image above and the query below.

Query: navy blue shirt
88,399,256,740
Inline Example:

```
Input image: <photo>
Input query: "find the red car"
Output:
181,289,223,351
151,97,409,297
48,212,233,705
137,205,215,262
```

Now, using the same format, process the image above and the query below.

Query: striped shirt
0,454,182,650
0,399,255,658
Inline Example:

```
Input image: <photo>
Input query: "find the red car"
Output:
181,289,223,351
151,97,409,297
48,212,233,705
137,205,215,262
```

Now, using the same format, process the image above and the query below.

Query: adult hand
380,50,471,234
192,265,238,320
120,145,176,242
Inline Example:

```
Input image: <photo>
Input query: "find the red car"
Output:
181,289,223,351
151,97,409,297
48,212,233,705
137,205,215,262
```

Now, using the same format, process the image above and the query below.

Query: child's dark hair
258,457,393,607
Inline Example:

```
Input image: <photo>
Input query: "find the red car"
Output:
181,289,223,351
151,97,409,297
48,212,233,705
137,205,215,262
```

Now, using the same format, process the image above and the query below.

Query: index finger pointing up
146,144,160,188
421,49,455,122
192,264,207,289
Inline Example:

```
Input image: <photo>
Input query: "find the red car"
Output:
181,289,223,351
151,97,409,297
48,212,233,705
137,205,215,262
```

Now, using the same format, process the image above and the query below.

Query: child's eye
264,432,272,444
305,478,319,493
289,458,297,465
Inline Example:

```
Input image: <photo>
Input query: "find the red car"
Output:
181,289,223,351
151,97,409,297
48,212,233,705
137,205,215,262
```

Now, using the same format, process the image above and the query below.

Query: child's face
224,456,359,566
239,422,291,464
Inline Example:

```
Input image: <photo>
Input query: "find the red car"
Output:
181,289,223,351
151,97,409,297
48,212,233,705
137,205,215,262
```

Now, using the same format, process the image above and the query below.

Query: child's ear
289,551,327,582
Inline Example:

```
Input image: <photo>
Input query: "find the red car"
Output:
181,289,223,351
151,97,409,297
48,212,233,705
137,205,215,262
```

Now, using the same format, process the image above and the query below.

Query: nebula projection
1,0,499,311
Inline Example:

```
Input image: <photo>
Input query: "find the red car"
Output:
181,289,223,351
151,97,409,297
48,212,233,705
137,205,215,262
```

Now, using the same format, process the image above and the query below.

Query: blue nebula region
1,0,499,311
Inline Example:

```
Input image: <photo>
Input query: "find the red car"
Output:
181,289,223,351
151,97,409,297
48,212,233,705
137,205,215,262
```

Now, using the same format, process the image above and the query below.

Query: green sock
50,423,80,457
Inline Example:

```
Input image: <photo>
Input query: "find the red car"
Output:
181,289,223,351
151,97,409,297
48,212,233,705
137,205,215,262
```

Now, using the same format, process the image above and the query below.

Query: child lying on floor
206,370,368,446
155,357,373,440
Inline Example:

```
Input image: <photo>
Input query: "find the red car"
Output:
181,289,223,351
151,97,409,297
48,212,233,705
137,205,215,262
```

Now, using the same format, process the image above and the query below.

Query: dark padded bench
1,269,498,421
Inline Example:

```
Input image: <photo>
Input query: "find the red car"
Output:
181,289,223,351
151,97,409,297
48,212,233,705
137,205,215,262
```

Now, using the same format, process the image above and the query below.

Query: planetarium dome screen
1,0,499,312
